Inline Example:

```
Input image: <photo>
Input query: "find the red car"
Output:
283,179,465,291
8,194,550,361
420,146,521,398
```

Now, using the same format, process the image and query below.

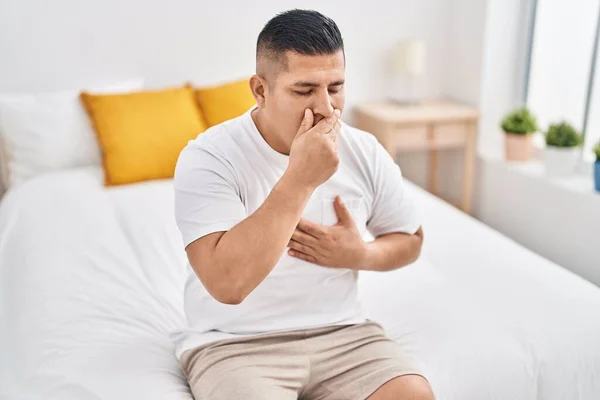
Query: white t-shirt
171,108,420,359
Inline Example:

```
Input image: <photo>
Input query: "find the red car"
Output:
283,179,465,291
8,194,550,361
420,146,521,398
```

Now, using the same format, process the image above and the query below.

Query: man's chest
238,164,373,236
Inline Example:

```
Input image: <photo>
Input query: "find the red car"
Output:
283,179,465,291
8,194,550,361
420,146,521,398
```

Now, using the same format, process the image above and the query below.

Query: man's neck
251,109,291,156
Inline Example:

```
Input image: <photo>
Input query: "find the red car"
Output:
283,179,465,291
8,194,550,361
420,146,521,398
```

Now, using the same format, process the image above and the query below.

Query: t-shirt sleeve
366,139,421,238
174,143,247,248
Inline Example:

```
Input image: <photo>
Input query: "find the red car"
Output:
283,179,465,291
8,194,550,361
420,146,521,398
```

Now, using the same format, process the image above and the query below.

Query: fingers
297,218,325,238
287,239,314,256
328,120,342,143
288,249,318,264
312,109,341,135
291,229,318,247
295,109,315,138
333,196,352,226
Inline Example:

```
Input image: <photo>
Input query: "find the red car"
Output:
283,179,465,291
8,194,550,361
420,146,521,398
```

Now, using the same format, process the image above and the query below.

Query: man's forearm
358,227,424,272
210,173,313,300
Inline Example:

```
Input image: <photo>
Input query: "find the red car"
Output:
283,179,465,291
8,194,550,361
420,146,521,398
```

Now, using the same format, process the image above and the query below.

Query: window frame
524,0,600,162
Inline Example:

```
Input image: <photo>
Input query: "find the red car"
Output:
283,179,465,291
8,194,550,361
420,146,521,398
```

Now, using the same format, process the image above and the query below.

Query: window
584,36,600,161
526,0,600,162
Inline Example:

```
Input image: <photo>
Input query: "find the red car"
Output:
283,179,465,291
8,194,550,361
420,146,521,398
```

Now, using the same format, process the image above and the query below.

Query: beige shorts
180,321,425,400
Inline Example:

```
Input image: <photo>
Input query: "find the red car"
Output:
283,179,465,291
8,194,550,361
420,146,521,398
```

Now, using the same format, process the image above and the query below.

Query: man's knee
368,374,435,400
397,375,435,400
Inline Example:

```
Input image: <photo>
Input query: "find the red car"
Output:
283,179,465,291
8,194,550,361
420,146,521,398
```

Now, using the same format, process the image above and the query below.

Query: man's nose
312,90,335,122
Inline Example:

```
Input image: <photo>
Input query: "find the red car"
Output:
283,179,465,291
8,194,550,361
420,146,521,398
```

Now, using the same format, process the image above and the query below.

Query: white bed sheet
0,167,599,400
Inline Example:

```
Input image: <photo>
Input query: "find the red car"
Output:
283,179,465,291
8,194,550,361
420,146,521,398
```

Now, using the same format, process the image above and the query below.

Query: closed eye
294,86,343,96
329,84,343,94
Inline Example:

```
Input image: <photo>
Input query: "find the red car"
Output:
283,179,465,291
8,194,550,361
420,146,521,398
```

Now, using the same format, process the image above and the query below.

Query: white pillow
0,80,144,193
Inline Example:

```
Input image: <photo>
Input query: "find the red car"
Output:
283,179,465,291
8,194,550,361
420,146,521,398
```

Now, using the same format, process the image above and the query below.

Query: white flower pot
543,146,579,177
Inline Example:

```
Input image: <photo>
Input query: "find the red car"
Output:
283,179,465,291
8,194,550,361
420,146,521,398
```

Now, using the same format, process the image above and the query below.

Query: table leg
461,122,477,214
427,125,438,195
382,125,397,157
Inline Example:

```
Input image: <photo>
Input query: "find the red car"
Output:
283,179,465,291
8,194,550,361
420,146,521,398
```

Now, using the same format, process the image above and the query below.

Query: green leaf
545,122,582,148
500,107,538,135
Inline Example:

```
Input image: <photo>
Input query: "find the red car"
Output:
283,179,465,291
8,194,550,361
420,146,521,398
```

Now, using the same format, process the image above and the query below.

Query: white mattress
1,167,599,400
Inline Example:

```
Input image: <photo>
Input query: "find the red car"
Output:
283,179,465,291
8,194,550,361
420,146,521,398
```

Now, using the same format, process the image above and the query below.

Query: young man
172,9,435,400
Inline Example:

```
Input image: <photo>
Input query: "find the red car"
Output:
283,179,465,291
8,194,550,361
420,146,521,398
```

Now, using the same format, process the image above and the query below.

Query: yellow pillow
195,78,256,127
81,87,207,186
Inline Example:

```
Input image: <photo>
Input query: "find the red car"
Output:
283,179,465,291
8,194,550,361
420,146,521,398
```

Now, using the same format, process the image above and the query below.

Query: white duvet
1,167,599,400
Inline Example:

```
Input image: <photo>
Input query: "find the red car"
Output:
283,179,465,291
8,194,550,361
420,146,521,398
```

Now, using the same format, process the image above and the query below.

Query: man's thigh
190,369,298,400
304,321,430,400
180,333,308,400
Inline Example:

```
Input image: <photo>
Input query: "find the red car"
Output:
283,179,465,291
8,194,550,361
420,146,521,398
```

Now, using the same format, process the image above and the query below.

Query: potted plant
501,107,538,161
594,141,600,192
544,122,583,177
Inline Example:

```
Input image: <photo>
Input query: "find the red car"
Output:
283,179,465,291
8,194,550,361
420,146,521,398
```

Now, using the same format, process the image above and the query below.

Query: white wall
0,0,451,113
444,0,488,105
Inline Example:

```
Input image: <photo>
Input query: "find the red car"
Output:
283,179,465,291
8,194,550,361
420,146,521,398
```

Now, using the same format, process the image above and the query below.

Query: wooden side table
354,100,479,214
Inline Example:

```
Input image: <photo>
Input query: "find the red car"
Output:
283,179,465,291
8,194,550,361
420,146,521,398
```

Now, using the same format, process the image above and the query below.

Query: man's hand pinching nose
286,109,342,191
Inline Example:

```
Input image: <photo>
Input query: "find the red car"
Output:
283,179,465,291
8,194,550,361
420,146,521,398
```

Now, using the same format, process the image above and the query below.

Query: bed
1,166,599,400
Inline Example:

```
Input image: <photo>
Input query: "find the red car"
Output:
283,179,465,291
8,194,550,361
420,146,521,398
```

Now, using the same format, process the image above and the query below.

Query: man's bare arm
186,175,312,304
358,227,423,271
288,196,423,271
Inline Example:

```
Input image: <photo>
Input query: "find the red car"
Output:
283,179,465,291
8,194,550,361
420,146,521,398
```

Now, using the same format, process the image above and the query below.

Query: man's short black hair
256,9,344,78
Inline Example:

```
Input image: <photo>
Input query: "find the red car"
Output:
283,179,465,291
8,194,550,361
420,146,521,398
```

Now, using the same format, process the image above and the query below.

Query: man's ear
250,75,267,108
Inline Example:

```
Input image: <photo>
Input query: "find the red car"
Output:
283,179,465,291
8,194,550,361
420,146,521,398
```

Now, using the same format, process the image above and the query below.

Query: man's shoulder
189,116,246,150
180,114,251,164
340,123,399,178
175,115,252,184
341,123,382,155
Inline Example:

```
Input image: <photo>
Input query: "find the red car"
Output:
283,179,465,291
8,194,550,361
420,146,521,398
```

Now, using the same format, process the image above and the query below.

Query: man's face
261,50,346,147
